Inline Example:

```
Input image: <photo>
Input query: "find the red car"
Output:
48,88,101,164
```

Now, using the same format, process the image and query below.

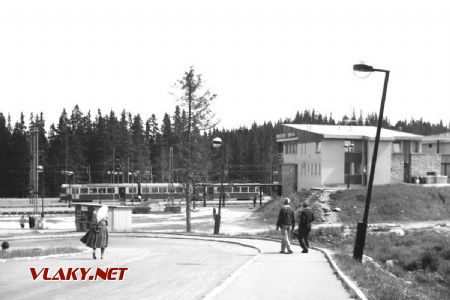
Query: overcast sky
1,1,449,130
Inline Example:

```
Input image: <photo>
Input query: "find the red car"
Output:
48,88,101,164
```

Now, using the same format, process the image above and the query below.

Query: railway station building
276,124,442,194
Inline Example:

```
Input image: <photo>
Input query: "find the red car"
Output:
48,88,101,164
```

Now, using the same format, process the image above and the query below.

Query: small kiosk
74,203,132,232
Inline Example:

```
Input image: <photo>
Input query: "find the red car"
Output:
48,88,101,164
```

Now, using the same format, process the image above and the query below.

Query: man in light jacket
276,198,295,254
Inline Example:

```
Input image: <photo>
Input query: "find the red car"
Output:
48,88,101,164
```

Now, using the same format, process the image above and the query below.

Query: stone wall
411,153,441,177
391,153,404,183
281,164,297,196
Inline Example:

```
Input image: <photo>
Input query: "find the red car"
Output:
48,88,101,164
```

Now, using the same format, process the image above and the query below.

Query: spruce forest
0,68,449,198
1,107,448,198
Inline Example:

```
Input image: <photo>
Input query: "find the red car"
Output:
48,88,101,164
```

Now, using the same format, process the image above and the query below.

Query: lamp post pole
353,63,390,261
38,166,44,216
213,137,224,235
186,93,192,232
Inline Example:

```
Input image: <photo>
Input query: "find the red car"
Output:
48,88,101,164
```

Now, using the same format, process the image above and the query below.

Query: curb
2,230,368,299
115,231,368,300
0,246,90,263
310,246,368,300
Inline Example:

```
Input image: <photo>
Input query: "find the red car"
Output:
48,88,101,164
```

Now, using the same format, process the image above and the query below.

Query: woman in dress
19,215,26,229
85,216,109,259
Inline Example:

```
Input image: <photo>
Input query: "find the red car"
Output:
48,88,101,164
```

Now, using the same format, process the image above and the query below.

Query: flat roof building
277,124,441,194
422,132,450,177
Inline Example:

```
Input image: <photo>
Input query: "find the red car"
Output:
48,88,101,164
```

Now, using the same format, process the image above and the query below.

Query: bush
421,251,439,272
404,261,419,272
1,241,9,250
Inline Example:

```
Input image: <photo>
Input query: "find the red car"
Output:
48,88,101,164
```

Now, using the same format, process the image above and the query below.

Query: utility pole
29,127,39,214
169,147,174,205
186,90,192,232
65,134,68,184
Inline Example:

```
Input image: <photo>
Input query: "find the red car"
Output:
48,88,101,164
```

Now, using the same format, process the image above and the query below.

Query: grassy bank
256,190,317,223
245,226,450,299
330,184,450,223
1,247,83,259
331,230,450,300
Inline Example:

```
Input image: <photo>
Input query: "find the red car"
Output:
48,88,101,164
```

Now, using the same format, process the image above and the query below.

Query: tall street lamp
38,165,44,216
352,63,390,261
213,137,225,235
186,92,192,232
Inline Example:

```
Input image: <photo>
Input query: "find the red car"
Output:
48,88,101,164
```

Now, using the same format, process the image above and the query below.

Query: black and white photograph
1,1,450,299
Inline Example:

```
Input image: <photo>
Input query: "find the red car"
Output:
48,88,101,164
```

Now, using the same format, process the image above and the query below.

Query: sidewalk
2,231,357,299
120,233,355,300
206,239,352,300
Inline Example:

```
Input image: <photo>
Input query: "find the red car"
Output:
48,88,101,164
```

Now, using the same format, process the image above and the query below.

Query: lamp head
353,63,374,72
353,62,373,79
212,137,222,148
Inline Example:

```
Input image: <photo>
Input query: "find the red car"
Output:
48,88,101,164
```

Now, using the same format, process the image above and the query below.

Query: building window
428,144,432,148
319,163,321,176
316,141,322,153
393,142,402,153
284,143,297,154
344,140,354,152
413,141,421,153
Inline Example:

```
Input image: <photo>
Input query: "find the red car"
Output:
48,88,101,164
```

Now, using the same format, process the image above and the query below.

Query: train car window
73,188,79,194
224,186,232,192
89,188,97,194
176,187,184,193
60,187,67,194
129,187,137,193
248,187,255,192
241,187,249,193
98,188,106,194
151,187,159,193
80,188,88,194
142,187,149,193
160,187,167,193
233,187,240,193
107,188,115,193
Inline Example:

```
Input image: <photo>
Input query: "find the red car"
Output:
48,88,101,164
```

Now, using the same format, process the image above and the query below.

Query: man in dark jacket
276,198,295,254
297,201,315,253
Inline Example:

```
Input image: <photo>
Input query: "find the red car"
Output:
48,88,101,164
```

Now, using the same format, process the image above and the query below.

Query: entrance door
281,164,298,195
403,141,411,183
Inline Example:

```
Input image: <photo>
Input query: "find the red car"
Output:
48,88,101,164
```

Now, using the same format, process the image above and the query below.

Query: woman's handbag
80,230,89,244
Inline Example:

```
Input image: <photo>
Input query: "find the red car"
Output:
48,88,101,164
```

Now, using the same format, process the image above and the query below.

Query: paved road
1,236,257,300
1,234,354,300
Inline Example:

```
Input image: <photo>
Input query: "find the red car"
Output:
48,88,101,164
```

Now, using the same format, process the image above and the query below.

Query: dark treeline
0,107,448,198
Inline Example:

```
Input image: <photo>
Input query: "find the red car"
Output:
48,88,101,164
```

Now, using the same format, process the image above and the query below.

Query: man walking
276,198,295,254
297,201,315,253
